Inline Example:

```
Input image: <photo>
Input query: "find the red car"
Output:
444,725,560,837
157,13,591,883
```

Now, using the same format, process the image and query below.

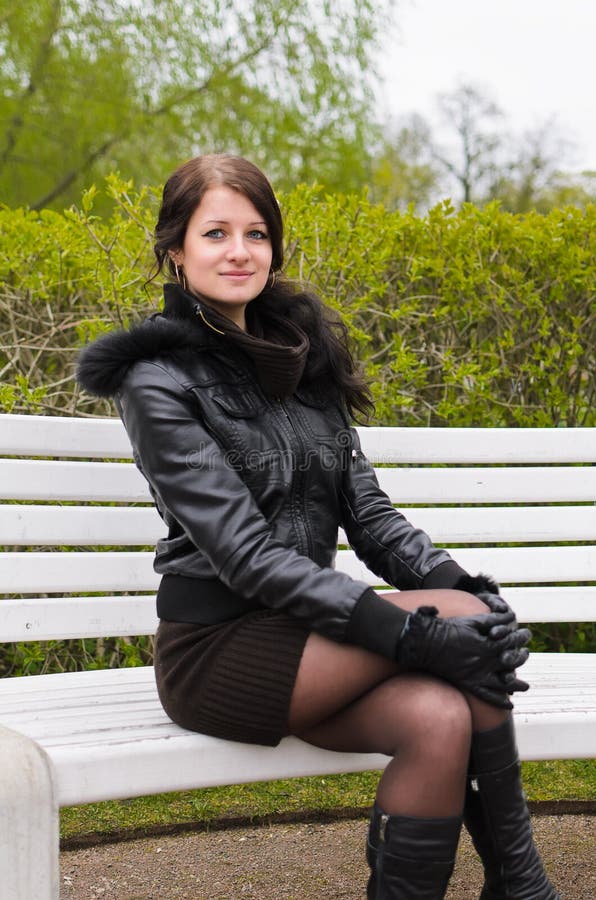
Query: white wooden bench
0,413,594,899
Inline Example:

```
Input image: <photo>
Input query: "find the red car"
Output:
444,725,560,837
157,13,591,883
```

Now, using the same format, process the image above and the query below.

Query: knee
437,587,490,617
421,682,472,744
383,587,490,617
395,677,473,758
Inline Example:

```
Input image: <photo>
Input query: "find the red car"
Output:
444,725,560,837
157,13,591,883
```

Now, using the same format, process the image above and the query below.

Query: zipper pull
276,397,291,421
194,302,225,335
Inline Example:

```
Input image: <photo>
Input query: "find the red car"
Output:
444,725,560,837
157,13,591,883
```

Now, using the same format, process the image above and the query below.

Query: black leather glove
453,574,532,696
396,605,530,709
453,573,513,624
454,572,501,597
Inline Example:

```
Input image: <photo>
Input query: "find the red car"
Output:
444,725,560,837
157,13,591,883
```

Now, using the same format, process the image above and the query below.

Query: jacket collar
75,283,220,398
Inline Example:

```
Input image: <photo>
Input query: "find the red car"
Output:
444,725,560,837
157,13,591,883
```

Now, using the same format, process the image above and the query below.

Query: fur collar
76,283,219,397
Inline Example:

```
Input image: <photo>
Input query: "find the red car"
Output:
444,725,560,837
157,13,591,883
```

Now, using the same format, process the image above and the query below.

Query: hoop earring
268,269,277,289
173,261,188,293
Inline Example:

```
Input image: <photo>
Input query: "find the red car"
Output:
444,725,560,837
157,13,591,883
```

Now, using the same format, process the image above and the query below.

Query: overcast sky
377,0,596,172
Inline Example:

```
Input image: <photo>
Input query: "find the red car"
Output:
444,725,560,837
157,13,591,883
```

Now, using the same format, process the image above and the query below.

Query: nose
226,234,250,261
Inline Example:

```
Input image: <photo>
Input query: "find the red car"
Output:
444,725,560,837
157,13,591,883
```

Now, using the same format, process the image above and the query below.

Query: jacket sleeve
339,426,467,595
117,360,410,656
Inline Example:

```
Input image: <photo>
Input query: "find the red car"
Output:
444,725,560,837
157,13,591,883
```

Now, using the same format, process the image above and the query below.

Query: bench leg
0,725,59,900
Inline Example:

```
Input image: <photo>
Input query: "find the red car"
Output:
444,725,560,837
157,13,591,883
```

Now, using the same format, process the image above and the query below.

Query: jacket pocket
210,391,265,418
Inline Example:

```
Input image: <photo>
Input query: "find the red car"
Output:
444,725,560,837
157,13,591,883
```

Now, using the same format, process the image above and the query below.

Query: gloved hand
396,605,530,709
454,573,532,643
453,572,501,598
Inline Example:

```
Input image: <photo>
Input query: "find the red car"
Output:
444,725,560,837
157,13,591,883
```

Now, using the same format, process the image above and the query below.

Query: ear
169,250,183,264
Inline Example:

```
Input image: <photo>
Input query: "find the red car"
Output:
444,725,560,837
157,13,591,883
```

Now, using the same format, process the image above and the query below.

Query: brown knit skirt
154,611,310,747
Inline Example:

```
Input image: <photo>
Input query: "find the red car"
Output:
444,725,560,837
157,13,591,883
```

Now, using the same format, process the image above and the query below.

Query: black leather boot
366,803,382,899
464,718,560,899
367,802,462,899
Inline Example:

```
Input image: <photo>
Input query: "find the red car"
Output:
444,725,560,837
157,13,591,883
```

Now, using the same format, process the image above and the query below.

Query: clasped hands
395,574,531,709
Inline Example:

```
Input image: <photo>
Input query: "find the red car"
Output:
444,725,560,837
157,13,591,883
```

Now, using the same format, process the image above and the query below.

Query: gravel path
60,814,594,899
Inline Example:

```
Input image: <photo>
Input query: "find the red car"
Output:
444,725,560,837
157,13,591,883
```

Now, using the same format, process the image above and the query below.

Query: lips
221,271,253,277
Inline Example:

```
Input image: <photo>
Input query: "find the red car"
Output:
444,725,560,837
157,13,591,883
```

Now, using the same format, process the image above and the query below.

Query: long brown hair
150,154,372,420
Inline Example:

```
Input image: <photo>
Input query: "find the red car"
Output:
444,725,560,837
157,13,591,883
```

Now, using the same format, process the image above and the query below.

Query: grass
60,760,595,844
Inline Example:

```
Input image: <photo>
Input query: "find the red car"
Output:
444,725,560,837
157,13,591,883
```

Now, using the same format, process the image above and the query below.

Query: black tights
288,589,510,818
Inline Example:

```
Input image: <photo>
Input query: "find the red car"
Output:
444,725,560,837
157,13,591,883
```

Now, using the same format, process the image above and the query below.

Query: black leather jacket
76,284,466,659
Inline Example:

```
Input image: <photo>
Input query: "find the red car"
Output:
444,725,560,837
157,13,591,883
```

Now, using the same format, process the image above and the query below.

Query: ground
60,813,594,899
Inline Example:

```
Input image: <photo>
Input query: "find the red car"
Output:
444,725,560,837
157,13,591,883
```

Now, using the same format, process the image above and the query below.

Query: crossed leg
287,588,510,817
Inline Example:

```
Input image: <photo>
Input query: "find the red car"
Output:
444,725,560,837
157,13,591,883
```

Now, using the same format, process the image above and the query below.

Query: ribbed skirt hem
154,611,310,747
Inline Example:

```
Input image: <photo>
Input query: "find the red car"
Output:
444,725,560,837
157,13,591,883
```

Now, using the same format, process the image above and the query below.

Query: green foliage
1,179,594,426
0,635,153,678
282,192,595,426
529,623,595,655
0,0,389,210
59,760,595,842
0,174,159,415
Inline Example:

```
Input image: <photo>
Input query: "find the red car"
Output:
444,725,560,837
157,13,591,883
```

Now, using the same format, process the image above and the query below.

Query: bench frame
1,414,594,899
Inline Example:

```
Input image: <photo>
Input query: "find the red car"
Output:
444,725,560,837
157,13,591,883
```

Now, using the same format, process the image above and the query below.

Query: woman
77,154,559,899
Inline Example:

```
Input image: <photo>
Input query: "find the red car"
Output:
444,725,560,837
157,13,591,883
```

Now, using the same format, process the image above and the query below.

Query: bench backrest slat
1,460,594,504
0,596,157,642
3,504,595,546
378,467,595,503
0,460,148,502
358,426,596,463
1,546,593,595
340,546,596,588
1,586,594,644
2,414,594,463
0,414,131,458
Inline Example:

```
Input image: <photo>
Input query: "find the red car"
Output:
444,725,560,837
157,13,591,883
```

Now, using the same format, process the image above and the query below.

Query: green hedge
1,177,594,425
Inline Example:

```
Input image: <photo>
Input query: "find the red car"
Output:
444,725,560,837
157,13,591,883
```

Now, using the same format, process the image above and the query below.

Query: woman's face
174,185,273,329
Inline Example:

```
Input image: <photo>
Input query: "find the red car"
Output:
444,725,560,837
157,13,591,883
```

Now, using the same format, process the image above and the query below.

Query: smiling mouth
221,271,253,278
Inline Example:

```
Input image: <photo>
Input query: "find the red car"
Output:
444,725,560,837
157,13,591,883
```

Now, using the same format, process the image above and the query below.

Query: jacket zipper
275,396,314,559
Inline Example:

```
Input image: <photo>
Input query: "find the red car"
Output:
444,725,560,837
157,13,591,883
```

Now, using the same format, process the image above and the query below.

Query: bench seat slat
4,505,596,546
2,459,595,503
2,415,594,463
0,655,592,805
2,547,593,594
2,656,592,721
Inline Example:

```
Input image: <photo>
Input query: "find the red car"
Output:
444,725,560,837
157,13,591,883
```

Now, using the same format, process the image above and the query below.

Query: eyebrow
202,219,267,226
